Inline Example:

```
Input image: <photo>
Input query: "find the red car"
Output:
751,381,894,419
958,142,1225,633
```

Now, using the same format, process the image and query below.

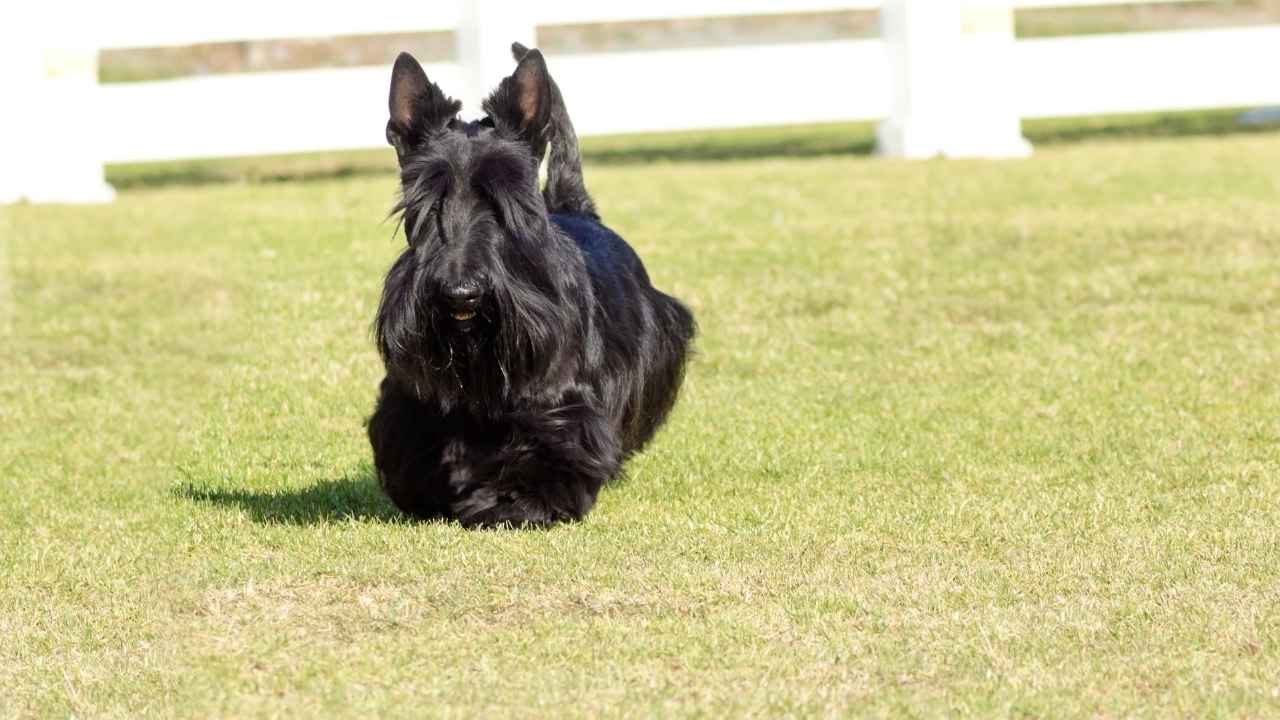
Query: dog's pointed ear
387,52,461,156
483,48,552,145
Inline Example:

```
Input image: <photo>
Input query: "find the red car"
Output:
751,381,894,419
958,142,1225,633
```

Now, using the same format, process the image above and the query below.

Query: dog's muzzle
441,280,483,322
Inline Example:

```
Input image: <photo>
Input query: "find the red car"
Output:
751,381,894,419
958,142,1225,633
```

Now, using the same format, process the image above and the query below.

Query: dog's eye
397,159,455,247
410,159,452,196
404,194,447,248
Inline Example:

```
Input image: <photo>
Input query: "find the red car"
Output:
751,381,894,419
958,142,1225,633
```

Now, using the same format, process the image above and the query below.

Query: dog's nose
441,280,482,312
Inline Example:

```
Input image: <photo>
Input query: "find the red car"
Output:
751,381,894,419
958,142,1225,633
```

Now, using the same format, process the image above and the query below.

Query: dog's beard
383,304,502,413
429,309,508,413
379,286,571,414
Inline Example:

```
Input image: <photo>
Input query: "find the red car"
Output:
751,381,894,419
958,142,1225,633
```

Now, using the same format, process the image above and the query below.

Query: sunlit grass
103,107,1278,191
3,126,1280,717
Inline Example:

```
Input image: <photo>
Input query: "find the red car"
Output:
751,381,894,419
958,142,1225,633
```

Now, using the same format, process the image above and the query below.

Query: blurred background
2,0,1279,202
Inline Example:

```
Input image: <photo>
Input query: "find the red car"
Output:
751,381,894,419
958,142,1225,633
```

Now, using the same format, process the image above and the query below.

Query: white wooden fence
2,0,1278,203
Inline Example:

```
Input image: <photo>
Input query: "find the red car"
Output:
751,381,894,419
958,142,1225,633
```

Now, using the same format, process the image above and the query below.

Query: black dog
367,48,695,527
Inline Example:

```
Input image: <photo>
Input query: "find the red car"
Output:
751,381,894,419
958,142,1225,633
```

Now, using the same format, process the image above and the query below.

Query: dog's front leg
368,377,460,520
452,392,621,528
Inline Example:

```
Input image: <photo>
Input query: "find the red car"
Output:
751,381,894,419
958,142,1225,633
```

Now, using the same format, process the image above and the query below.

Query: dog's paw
454,489,580,529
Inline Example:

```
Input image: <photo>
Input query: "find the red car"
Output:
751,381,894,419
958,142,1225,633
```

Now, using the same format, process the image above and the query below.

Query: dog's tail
511,42,599,220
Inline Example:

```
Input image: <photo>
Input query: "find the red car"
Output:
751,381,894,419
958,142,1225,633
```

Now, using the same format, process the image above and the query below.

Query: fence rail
3,0,1278,203
1017,26,1280,118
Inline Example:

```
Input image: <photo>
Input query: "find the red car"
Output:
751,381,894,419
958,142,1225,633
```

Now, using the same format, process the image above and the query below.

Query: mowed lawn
2,127,1279,717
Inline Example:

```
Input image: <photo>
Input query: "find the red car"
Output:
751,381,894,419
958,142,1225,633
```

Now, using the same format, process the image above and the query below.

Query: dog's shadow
174,466,405,525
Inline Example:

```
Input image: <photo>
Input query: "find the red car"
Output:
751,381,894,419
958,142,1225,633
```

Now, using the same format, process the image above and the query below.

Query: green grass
4,125,1280,717
104,107,1280,190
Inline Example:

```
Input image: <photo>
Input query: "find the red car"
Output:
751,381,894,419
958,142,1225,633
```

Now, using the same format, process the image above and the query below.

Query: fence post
456,0,537,118
0,15,115,204
877,0,1031,158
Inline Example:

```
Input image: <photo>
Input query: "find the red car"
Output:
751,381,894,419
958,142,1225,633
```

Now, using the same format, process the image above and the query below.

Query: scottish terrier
367,47,695,527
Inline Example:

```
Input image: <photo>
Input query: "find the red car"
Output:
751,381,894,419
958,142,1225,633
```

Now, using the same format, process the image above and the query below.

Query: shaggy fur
367,48,695,527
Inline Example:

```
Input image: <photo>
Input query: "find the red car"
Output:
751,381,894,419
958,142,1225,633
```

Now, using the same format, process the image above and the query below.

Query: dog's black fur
367,47,695,527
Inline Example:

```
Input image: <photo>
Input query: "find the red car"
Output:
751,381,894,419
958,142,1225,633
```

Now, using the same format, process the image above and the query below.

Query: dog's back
551,213,696,455
522,41,695,454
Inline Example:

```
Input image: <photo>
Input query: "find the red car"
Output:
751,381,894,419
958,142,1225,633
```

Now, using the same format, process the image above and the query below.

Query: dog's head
376,50,580,411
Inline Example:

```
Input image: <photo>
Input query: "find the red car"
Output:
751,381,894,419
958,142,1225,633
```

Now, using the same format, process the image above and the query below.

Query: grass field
3,124,1280,717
